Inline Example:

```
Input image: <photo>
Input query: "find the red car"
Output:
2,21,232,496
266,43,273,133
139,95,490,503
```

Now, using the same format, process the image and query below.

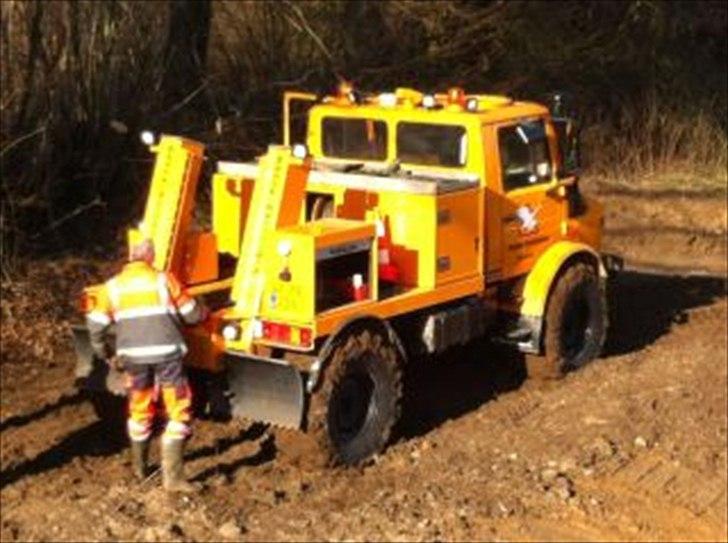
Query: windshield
321,117,387,160
396,123,467,167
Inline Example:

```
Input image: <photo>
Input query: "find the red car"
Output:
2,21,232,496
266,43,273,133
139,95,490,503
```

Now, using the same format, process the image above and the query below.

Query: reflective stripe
116,283,159,294
86,311,111,326
163,420,191,441
113,305,176,320
178,299,196,316
117,344,186,358
127,419,152,441
157,273,170,306
107,278,121,310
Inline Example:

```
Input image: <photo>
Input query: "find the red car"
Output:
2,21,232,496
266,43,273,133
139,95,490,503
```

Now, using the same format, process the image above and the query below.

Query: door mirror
543,91,581,177
553,117,580,177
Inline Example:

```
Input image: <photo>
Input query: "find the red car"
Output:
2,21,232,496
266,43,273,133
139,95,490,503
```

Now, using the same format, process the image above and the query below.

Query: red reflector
262,321,312,347
79,292,96,313
262,321,291,343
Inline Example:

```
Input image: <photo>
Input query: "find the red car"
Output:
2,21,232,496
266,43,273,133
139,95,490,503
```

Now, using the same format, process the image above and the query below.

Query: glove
108,355,125,371
193,298,210,322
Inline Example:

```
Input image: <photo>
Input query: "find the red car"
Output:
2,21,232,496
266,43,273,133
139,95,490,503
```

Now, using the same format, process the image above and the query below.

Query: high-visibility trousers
125,358,192,443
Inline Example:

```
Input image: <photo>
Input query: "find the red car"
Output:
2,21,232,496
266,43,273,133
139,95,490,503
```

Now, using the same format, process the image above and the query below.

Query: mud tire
536,262,607,380
308,324,403,466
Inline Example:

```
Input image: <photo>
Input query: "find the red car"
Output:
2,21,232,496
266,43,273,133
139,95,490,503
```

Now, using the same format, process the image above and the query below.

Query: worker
84,238,206,492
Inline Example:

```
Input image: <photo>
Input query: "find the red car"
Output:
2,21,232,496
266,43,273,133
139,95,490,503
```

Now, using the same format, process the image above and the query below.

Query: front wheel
308,324,404,466
537,262,607,379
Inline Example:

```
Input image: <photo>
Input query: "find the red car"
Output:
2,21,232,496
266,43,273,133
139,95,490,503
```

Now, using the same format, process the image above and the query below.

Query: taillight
79,289,97,313
299,327,312,347
261,321,313,348
79,292,91,313
267,322,290,343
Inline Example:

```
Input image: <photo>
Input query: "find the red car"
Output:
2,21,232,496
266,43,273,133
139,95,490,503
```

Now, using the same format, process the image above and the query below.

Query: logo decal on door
514,205,540,234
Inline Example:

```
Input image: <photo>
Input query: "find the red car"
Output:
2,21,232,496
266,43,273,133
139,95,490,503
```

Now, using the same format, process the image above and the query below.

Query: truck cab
299,86,603,284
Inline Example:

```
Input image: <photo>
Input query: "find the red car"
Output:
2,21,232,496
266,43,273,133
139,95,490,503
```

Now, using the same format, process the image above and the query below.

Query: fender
516,240,607,353
306,314,407,393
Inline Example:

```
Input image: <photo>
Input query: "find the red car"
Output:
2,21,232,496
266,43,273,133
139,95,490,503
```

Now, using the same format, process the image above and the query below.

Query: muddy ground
1,178,726,542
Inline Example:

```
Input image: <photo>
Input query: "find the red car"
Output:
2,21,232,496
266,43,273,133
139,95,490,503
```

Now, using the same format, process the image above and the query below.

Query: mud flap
224,353,306,429
70,324,125,396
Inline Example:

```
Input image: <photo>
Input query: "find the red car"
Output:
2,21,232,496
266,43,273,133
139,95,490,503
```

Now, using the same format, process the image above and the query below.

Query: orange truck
72,85,622,465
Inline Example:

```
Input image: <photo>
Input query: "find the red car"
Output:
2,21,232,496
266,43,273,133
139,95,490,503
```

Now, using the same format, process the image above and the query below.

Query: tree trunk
162,0,212,111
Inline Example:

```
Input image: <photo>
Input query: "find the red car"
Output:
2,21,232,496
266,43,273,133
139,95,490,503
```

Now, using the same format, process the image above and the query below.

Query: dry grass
581,97,727,190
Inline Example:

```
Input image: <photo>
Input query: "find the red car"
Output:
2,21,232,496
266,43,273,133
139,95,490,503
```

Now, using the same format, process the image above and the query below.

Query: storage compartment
260,218,376,325
435,188,481,285
316,247,371,312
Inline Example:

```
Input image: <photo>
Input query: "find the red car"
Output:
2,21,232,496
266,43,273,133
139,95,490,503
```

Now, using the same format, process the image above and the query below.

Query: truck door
490,118,566,279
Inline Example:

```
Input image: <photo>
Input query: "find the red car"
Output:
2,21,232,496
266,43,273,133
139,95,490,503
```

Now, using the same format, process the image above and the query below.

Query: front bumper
224,352,306,429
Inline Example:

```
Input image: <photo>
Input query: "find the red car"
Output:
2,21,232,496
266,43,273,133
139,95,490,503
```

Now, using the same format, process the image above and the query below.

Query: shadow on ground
604,270,726,356
191,430,276,483
0,419,127,490
398,341,527,440
398,269,726,440
0,391,86,433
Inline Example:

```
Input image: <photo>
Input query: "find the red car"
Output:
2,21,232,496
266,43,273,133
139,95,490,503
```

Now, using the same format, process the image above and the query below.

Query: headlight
277,239,293,257
292,143,308,159
140,130,156,146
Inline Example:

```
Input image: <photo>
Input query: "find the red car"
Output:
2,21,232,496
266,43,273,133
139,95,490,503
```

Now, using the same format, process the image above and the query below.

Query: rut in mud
1,182,726,542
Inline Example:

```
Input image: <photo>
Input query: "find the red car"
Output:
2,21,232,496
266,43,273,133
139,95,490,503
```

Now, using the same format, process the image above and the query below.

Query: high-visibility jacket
86,261,204,364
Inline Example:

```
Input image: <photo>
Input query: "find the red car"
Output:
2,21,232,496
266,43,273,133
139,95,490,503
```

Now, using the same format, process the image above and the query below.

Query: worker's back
92,261,198,364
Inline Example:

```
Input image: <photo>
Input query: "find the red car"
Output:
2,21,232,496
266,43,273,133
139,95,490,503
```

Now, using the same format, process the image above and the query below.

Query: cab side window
498,120,552,191
322,117,387,161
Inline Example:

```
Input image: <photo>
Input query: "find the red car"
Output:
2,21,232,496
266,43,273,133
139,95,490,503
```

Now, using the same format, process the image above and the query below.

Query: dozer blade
69,324,125,396
224,353,306,430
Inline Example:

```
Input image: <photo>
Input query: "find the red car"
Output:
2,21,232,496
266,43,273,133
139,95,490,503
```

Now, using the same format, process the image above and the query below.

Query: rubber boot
130,439,150,481
161,438,194,493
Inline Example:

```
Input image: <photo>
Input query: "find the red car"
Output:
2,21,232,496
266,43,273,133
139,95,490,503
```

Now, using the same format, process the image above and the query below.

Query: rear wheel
536,262,606,379
308,324,403,466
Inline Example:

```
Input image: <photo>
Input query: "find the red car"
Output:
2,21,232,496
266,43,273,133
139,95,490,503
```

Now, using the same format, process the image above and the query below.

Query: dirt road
1,179,726,542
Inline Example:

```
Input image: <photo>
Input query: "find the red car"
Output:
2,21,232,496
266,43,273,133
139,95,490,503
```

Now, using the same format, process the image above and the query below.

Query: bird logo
514,205,540,234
